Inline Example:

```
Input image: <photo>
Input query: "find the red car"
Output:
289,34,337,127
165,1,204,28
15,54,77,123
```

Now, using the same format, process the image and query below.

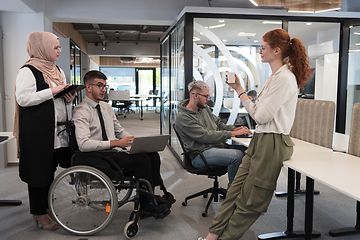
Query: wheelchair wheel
49,166,118,235
124,221,139,239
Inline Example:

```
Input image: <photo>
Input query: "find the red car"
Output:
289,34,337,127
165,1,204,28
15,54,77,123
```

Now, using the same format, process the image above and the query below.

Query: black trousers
28,147,72,215
111,151,162,209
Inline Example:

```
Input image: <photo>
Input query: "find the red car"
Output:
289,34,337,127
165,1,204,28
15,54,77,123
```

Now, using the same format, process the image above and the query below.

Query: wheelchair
48,150,173,239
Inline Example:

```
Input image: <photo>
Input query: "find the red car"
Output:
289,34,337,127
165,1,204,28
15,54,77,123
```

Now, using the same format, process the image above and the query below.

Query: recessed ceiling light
223,39,227,42
219,20,225,23
238,32,256,37
354,32,360,35
262,21,282,25
209,24,225,29
355,43,360,46
306,23,312,26
249,0,258,6
288,10,315,13
315,8,341,13
254,40,259,43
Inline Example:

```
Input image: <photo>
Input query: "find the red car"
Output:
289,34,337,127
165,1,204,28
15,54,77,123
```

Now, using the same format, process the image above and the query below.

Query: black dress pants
111,151,162,208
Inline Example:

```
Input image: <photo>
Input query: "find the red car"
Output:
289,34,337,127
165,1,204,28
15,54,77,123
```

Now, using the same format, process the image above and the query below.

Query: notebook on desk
117,135,170,155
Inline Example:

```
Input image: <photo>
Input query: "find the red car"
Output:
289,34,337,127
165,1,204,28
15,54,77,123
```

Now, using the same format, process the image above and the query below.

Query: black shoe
155,193,176,208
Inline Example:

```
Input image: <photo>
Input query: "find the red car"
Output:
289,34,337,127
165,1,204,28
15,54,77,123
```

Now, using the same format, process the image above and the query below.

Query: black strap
96,104,108,141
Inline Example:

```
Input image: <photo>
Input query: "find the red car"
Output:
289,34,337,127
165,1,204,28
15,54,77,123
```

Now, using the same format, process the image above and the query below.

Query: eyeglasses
197,93,210,99
54,47,62,52
258,46,266,52
89,83,109,90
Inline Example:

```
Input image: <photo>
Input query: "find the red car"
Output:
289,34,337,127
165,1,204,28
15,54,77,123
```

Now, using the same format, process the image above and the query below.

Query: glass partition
161,36,170,136
346,25,360,134
193,18,276,125
289,21,340,103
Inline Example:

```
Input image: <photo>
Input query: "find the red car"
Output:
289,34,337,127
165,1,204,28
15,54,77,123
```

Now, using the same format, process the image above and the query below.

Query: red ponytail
263,29,312,89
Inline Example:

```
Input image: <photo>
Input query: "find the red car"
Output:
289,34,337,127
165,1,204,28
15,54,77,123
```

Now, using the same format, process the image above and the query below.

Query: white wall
0,11,49,163
89,58,99,71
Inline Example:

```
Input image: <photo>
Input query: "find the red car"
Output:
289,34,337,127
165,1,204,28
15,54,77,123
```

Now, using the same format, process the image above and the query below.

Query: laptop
117,134,170,155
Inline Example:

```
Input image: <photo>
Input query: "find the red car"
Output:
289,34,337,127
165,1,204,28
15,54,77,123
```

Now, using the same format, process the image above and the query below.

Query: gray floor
0,110,359,240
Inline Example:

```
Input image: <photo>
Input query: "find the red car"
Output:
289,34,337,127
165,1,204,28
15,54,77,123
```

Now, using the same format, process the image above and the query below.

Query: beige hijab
13,31,64,156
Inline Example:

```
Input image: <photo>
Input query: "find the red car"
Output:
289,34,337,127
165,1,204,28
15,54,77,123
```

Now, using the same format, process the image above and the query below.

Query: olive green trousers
209,132,294,240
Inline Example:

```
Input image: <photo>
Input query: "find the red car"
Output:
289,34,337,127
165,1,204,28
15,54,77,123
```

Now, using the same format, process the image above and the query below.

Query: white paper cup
227,72,236,83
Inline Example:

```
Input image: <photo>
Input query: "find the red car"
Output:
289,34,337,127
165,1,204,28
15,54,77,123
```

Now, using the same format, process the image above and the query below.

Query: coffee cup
226,72,236,83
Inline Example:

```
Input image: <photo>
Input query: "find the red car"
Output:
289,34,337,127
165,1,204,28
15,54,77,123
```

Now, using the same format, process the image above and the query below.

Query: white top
15,67,69,149
72,96,131,152
243,64,298,135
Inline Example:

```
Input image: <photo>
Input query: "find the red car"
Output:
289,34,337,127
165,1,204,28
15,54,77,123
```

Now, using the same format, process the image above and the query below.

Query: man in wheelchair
72,70,175,220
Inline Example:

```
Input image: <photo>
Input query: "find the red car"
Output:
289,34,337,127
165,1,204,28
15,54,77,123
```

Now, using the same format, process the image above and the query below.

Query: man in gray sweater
175,81,252,185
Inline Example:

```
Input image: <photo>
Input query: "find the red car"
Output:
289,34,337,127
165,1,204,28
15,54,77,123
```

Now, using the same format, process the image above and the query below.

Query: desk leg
140,100,144,120
258,168,302,239
329,201,360,236
305,177,321,239
258,168,320,240
0,200,22,206
275,171,320,197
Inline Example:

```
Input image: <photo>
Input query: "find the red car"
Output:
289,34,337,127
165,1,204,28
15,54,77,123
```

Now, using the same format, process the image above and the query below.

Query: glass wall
193,18,276,125
100,67,136,94
161,36,170,136
70,40,82,105
161,12,354,160
346,25,360,134
289,21,340,103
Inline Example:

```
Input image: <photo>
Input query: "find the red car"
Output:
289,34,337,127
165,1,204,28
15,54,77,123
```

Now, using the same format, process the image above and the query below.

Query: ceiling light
249,0,258,6
306,23,312,26
238,32,256,37
354,32,360,35
315,8,341,13
356,43,360,46
209,24,225,29
288,10,315,13
219,20,225,23
254,40,259,43
223,39,227,42
262,21,282,25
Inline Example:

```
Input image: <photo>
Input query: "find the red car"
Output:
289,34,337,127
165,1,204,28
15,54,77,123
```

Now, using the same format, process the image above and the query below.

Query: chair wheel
202,212,207,217
124,221,139,239
123,116,126,118
203,193,208,198
182,201,187,206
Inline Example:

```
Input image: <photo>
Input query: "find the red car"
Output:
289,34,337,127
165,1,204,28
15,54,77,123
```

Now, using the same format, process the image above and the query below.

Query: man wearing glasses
72,70,174,219
175,81,252,187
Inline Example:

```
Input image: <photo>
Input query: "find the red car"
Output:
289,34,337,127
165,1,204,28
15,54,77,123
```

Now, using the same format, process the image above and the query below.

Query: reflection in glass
346,25,360,134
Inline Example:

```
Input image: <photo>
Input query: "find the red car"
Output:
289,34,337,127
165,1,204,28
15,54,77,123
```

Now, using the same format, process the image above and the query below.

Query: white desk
232,136,359,240
0,132,22,206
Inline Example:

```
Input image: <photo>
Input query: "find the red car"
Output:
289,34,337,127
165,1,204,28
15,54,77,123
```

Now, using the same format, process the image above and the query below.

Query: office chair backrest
290,98,335,148
348,103,360,157
173,124,195,171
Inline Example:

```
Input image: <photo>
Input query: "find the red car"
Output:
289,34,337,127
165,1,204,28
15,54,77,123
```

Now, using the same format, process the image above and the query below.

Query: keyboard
235,134,252,138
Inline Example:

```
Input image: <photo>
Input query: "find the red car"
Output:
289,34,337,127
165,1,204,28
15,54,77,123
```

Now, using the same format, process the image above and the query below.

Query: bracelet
238,92,246,98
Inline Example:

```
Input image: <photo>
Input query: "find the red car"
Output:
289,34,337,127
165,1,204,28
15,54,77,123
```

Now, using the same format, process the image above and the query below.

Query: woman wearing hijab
14,31,75,230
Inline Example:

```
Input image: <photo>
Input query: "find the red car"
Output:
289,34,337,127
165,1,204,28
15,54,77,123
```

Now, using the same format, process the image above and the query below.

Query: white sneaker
198,238,206,240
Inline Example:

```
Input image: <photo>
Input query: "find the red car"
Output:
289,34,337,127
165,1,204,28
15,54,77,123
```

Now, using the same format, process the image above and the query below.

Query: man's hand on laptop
231,126,252,137
110,136,135,148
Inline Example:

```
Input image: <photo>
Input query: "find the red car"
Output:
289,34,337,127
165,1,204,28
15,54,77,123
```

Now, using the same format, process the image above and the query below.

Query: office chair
173,124,227,217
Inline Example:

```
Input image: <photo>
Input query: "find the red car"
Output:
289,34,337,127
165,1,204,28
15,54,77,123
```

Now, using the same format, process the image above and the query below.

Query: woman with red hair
200,29,312,240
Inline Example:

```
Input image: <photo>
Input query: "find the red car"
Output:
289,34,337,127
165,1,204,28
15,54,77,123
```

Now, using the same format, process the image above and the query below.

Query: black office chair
173,124,227,217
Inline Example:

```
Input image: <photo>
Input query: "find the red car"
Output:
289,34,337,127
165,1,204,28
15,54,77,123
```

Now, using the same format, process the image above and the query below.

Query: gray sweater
175,99,235,159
